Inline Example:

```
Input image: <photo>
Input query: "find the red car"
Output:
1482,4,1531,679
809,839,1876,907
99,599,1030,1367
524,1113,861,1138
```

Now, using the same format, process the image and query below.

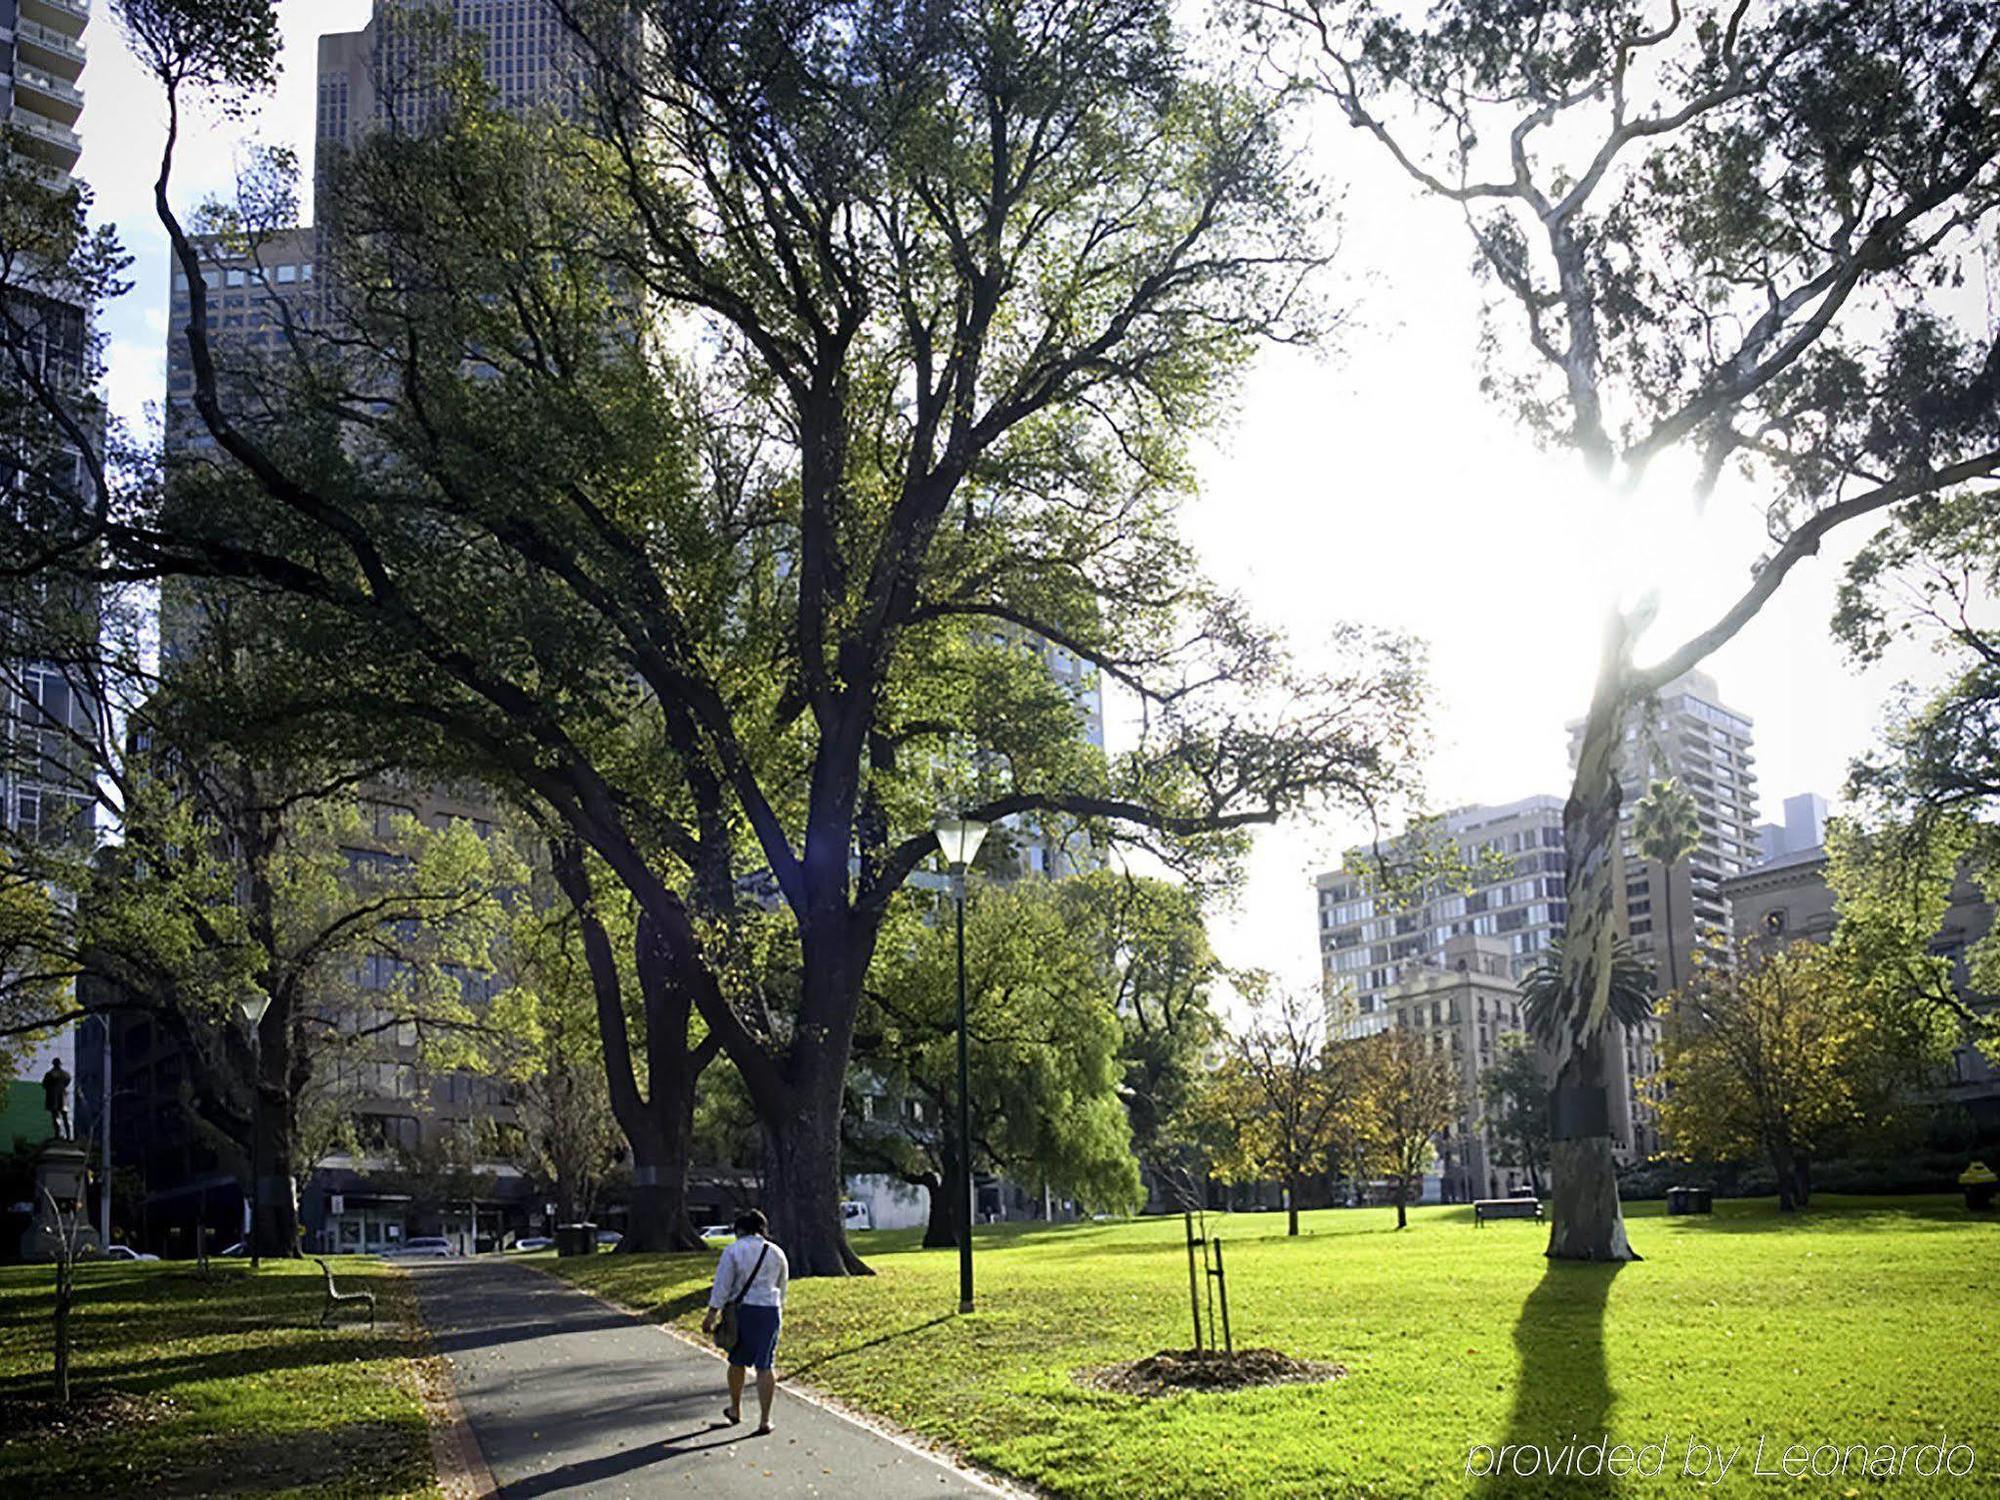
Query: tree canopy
1252,0,2000,1260
1,0,1437,1271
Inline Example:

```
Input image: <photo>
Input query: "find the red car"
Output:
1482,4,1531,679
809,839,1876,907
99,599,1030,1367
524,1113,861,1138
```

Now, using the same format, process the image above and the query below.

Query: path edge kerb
401,1263,500,1500
519,1257,1047,1500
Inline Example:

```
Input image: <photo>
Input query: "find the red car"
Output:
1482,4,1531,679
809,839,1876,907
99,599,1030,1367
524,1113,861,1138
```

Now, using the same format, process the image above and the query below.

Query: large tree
4,0,1432,1272
1258,0,2000,1258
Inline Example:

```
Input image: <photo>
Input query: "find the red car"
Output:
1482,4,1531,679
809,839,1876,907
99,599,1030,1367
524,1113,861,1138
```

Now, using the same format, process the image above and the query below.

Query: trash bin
1960,1162,1997,1212
556,1222,598,1257
1666,1186,1690,1216
1687,1187,1713,1215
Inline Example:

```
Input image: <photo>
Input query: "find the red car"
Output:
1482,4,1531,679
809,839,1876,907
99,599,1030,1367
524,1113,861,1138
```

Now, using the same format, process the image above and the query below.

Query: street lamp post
239,993,272,1269
932,816,988,1315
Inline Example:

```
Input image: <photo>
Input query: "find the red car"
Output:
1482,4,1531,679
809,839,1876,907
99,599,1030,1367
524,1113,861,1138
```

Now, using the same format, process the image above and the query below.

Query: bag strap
726,1243,772,1307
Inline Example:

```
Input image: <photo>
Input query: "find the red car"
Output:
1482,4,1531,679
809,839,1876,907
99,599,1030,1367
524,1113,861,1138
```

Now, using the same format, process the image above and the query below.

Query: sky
72,2,1972,991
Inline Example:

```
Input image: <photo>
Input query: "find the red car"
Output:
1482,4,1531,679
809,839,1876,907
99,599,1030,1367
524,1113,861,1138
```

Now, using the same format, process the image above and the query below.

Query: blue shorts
730,1303,782,1371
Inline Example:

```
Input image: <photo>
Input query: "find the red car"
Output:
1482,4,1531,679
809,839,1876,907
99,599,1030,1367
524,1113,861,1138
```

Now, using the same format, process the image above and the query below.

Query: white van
840,1200,873,1232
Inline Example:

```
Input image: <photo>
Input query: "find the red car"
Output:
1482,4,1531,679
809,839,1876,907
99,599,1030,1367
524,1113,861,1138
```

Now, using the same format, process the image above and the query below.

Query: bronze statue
42,1059,72,1139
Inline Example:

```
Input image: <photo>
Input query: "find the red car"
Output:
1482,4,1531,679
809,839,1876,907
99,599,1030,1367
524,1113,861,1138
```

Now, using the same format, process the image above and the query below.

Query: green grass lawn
0,1256,437,1499
547,1196,2000,1497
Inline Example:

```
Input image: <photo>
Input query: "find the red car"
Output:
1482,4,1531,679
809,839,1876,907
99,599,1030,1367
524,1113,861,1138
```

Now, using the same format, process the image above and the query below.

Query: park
4,1197,1998,1495
4,0,2000,1494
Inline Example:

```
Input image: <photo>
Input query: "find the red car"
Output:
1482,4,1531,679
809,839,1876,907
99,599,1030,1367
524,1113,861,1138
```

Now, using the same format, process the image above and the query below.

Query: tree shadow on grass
0,1415,431,1498
0,1330,416,1403
783,1314,955,1381
1474,1262,1625,1498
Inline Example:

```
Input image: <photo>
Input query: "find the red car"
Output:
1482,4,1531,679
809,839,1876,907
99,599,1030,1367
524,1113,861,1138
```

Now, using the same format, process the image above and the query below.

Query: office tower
134,6,570,1255
1316,794,1569,1022
1756,791,1827,865
316,1,573,175
161,225,317,471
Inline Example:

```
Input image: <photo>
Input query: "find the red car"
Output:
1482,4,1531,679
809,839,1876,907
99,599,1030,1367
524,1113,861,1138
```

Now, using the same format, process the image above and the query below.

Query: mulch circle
1080,1347,1347,1398
0,1389,178,1442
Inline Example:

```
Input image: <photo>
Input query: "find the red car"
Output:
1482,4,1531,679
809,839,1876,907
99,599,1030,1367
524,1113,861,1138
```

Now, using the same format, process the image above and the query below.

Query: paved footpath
410,1258,1002,1499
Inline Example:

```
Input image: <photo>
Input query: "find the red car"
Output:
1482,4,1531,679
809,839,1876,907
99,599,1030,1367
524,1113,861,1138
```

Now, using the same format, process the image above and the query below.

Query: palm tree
1632,777,1701,996
1520,936,1657,1044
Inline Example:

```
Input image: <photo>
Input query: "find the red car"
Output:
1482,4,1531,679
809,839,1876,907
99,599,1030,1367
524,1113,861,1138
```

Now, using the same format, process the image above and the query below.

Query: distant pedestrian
702,1209,789,1435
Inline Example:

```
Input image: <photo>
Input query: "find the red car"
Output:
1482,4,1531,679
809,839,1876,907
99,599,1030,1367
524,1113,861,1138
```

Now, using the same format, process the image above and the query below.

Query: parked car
841,1200,873,1232
510,1236,554,1252
102,1244,159,1261
594,1229,623,1247
698,1223,736,1240
388,1236,459,1258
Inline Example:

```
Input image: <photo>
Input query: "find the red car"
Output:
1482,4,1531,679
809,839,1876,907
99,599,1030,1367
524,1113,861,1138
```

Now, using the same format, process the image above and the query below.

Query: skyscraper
3,0,92,841
1,0,93,1155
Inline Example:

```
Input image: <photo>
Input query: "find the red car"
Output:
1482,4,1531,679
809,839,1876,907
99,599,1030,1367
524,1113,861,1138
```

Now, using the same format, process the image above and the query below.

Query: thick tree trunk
1395,1184,1407,1230
622,1110,704,1252
1546,1032,1639,1259
1547,643,1642,1263
553,847,711,1254
920,1170,955,1249
251,1081,302,1259
1286,1173,1300,1236
763,1082,867,1276
1772,1146,1811,1212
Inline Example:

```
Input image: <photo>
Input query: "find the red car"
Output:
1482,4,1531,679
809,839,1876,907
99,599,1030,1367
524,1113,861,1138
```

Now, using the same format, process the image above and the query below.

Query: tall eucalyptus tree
1259,0,2000,1259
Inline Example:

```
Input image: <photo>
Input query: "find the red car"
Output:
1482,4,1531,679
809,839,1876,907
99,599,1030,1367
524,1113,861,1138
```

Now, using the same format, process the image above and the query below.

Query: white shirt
708,1234,789,1309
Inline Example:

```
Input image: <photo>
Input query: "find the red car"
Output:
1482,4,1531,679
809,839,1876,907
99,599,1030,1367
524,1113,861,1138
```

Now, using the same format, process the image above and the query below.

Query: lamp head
932,816,989,871
239,993,272,1029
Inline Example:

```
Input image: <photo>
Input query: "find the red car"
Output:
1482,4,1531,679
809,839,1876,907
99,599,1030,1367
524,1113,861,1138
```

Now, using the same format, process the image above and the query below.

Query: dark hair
733,1209,769,1237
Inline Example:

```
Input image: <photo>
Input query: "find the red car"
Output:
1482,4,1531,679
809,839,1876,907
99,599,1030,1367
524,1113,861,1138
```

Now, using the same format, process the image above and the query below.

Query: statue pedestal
19,1140,102,1264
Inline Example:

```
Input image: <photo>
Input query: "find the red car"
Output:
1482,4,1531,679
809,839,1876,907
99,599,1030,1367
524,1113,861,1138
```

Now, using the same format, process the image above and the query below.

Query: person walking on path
702,1209,790,1435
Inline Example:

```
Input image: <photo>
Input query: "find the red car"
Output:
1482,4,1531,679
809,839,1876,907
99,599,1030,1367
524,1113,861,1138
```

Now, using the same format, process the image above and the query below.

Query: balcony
7,110,82,172
22,0,91,35
13,64,85,126
5,143,72,190
14,16,88,77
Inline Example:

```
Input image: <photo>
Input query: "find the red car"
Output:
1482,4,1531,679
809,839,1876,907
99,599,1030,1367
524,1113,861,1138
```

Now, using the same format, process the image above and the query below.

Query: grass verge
0,1256,437,1499
545,1195,2000,1498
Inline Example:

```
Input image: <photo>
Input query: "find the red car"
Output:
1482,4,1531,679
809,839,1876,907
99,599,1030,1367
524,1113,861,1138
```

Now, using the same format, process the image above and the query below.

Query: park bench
314,1256,376,1329
1473,1197,1544,1227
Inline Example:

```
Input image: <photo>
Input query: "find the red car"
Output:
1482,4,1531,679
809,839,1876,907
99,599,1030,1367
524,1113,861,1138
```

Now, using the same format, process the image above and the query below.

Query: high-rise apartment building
1316,794,1569,1021
3,0,92,841
2,0,93,1148
2,0,87,193
1570,669,1761,989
